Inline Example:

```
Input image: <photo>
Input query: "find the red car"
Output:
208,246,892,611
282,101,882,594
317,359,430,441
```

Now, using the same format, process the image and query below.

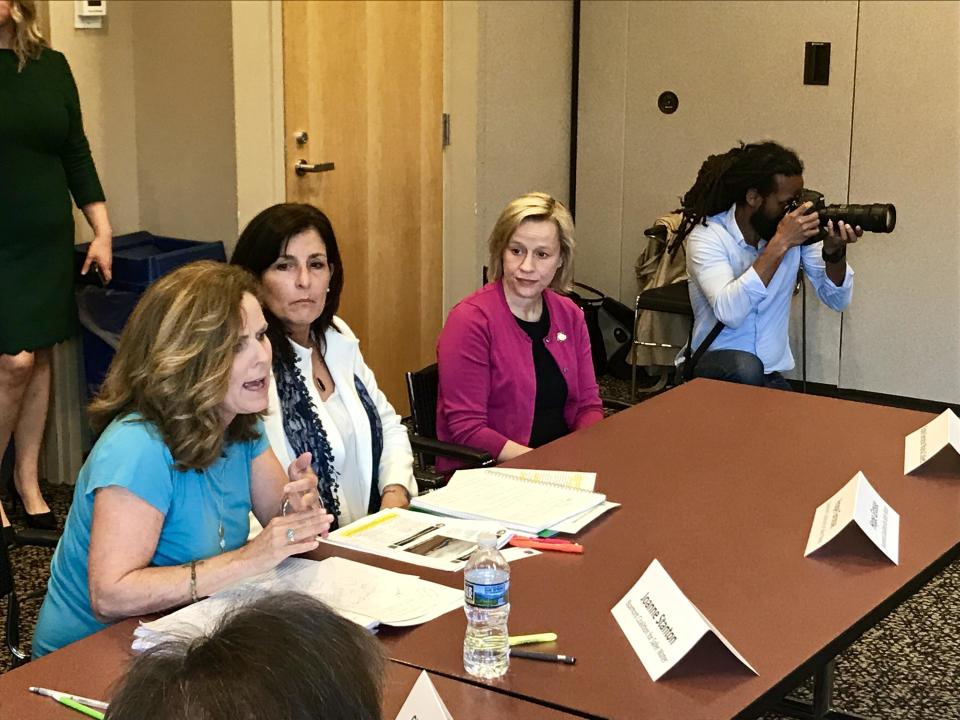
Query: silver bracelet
189,560,199,603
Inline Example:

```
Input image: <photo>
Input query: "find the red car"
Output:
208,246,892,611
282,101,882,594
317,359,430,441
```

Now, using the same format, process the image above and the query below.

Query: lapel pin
557,332,567,342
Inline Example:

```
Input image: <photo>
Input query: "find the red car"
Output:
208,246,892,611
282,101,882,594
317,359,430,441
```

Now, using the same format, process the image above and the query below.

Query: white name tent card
904,409,960,474
804,471,900,564
394,670,454,720
611,559,756,681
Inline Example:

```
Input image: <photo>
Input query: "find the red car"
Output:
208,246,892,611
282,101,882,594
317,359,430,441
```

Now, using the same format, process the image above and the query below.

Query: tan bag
632,213,691,368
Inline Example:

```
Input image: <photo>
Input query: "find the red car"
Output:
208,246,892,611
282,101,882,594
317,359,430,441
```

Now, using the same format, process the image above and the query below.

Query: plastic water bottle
463,532,510,678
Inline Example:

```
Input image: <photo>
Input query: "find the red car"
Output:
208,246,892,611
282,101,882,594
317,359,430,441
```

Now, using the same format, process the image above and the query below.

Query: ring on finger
286,528,296,544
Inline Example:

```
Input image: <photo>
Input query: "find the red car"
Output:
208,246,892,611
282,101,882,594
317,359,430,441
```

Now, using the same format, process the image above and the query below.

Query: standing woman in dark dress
0,0,113,541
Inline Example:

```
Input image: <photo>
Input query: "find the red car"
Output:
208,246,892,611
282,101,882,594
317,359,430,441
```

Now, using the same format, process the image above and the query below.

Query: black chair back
406,363,440,441
1,539,26,668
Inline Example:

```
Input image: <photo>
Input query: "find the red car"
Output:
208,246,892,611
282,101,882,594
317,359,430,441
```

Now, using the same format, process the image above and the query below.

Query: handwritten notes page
804,471,900,564
904,409,960,474
133,557,463,651
611,559,756,681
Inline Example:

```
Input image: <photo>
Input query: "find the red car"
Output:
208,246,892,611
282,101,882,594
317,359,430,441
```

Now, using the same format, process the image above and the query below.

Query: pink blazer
435,281,603,472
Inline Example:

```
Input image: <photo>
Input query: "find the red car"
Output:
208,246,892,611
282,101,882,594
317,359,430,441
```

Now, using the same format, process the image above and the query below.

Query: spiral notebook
410,468,606,534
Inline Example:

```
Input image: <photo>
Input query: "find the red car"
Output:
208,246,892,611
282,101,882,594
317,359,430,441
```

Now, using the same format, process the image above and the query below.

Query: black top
514,303,569,448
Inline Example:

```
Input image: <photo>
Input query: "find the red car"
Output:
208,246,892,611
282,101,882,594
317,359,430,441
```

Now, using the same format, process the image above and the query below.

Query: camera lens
822,203,897,233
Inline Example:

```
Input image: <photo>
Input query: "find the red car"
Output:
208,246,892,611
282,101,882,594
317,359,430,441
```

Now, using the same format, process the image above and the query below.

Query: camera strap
682,320,724,381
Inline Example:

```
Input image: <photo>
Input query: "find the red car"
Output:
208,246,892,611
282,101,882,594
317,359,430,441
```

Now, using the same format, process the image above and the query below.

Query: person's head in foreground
106,592,385,720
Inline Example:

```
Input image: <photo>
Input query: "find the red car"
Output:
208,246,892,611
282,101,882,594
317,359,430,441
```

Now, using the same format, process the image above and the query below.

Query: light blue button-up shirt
686,203,854,373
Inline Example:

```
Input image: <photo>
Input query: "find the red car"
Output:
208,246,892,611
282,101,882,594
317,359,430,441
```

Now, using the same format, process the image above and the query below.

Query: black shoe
13,493,58,531
2,524,16,548
22,510,57,531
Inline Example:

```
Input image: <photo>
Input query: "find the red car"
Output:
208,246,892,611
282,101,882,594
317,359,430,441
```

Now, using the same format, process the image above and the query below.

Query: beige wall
443,0,573,313
231,0,285,251
133,0,237,245
47,0,141,237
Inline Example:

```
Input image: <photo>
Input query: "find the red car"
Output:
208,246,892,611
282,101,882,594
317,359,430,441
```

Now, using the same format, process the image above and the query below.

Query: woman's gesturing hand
243,507,334,575
283,452,322,515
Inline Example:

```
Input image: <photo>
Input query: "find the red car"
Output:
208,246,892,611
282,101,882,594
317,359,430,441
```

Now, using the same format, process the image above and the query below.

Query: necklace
203,457,228,552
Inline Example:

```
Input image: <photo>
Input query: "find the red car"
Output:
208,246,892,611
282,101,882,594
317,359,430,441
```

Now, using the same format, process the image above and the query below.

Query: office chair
2,528,58,668
405,364,496,492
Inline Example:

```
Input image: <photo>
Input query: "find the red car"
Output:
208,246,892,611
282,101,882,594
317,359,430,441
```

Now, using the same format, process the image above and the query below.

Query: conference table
2,379,958,719
325,379,960,719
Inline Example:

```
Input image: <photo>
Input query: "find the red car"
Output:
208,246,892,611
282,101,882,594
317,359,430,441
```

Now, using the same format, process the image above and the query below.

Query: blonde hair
89,261,263,471
486,192,576,292
8,1,45,72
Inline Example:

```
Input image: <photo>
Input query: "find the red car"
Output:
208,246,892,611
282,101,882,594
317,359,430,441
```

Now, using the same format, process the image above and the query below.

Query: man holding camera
675,141,861,389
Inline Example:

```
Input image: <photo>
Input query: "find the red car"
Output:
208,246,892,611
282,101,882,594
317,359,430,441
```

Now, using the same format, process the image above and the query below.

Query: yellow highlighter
509,632,558,647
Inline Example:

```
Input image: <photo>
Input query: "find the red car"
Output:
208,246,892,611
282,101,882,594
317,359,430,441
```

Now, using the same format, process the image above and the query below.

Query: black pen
388,523,443,548
510,649,576,665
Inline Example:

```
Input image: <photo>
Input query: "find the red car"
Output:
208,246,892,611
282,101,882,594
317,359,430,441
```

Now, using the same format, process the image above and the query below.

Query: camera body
785,188,897,244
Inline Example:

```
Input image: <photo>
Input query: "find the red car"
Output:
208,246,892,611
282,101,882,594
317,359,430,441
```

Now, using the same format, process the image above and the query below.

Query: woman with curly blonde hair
1,0,114,541
32,262,333,657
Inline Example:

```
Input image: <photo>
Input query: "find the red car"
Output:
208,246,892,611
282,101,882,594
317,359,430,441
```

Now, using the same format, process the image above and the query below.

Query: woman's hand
283,452,321,514
242,507,334,575
81,233,113,283
379,484,411,510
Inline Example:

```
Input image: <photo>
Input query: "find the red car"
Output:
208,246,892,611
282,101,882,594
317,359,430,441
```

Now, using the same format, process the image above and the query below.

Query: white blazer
263,317,417,525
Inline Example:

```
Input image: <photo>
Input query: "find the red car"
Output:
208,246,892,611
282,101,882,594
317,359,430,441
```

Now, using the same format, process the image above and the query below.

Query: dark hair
105,592,385,720
231,203,344,364
674,141,803,245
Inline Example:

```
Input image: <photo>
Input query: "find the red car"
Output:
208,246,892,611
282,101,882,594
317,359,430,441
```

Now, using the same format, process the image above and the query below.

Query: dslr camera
786,189,897,244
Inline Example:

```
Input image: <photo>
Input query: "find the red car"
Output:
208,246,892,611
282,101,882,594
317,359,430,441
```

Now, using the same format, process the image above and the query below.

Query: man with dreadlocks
676,141,860,389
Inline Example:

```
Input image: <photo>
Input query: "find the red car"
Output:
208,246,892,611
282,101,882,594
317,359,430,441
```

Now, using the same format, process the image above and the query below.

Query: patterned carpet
2,378,959,719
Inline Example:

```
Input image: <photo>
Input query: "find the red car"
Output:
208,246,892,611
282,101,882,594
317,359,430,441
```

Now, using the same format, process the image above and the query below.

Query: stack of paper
410,468,608,534
132,557,463,652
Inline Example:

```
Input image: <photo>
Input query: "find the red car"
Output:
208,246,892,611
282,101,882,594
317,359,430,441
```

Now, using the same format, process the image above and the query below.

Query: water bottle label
465,579,509,608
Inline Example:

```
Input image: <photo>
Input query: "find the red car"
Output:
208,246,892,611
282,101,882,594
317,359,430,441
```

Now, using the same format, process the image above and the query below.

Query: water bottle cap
478,532,497,548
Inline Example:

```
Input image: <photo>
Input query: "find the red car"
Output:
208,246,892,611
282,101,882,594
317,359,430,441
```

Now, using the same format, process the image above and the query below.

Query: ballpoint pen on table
510,649,576,665
29,687,107,718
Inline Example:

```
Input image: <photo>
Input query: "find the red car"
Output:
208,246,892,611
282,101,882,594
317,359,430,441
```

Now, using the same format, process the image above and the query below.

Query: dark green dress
0,47,105,354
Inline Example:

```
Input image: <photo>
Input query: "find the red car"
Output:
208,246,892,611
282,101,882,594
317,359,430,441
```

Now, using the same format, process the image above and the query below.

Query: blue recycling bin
75,232,227,398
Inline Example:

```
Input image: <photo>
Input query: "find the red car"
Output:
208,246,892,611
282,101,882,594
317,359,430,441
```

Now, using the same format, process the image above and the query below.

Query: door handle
295,159,335,176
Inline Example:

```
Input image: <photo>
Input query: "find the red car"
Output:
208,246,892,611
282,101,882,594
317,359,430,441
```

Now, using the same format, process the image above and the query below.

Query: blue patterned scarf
272,348,384,528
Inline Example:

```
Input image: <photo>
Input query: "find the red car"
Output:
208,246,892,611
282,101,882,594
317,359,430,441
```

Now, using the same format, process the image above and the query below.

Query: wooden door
283,0,443,414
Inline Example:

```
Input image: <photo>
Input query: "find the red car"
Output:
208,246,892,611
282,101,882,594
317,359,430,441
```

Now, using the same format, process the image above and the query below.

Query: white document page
133,557,463,651
804,471,900,564
904,409,960,474
611,559,756,681
394,670,454,720
324,508,511,571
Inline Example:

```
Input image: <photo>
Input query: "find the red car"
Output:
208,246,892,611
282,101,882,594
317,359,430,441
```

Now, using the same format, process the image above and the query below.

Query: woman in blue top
33,261,333,657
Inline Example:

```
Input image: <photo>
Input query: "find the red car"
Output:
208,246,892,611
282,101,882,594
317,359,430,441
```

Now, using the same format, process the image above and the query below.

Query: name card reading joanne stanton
804,471,900,564
904,409,960,474
611,559,756,681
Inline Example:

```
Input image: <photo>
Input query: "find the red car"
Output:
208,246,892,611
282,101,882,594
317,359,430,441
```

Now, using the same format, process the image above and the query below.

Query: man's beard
749,207,782,241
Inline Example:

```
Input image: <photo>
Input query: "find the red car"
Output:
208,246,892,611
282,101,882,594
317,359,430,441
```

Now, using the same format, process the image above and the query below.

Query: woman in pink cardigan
436,192,603,472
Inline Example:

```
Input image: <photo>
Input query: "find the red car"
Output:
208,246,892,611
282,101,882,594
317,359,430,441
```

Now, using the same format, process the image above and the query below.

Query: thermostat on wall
75,0,106,30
